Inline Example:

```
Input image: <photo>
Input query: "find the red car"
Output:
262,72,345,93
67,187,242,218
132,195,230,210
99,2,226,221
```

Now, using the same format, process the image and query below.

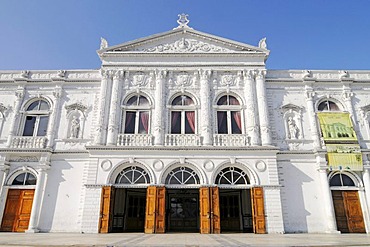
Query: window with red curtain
216,95,242,134
123,95,150,134
171,95,196,134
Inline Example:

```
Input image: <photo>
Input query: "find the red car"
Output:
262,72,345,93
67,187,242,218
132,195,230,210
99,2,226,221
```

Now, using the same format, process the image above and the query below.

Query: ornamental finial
175,13,191,29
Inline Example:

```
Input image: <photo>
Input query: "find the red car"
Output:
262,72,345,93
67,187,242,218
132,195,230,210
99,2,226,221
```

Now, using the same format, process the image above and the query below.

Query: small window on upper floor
170,95,196,134
12,172,37,186
216,95,242,134
22,99,50,137
318,100,340,111
122,95,150,134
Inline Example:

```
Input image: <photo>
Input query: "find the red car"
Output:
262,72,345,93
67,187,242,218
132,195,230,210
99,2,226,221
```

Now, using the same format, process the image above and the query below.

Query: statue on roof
258,37,267,49
100,37,108,50
174,13,192,29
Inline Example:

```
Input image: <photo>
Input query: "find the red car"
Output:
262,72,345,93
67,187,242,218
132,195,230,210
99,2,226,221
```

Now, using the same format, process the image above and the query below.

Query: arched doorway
330,172,366,233
215,166,253,233
0,172,36,232
165,166,200,232
99,165,151,233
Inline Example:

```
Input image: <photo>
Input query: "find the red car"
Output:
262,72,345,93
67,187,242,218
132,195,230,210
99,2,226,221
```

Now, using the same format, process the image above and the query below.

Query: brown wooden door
0,189,35,233
210,187,220,234
332,190,349,233
251,187,266,234
199,187,210,233
344,191,366,233
155,187,166,233
99,186,114,233
332,190,365,233
14,190,35,232
144,186,157,233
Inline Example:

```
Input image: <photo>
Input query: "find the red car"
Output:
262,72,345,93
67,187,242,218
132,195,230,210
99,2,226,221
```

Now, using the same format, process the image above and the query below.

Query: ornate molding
141,38,235,53
65,102,88,113
9,156,39,162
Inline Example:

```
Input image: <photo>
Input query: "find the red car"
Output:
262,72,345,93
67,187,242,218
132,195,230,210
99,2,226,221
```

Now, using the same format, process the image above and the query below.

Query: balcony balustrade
213,134,250,147
10,136,47,149
165,134,201,146
117,134,153,146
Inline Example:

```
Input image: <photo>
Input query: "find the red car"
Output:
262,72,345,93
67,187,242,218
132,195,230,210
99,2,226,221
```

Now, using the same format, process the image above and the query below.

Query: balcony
165,134,201,146
213,134,250,147
117,134,153,146
10,136,47,149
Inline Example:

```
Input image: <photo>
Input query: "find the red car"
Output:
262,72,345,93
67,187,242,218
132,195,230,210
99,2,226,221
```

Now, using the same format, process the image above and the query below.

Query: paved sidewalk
0,232,370,247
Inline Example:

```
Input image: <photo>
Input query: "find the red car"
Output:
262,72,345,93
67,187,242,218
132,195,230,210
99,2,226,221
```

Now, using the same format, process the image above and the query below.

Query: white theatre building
1,15,370,234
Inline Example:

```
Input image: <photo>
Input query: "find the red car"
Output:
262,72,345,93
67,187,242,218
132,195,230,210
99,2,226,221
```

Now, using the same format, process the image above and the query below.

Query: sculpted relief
140,38,234,53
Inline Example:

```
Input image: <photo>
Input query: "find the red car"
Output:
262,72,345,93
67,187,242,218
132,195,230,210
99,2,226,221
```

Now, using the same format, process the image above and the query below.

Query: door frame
331,187,368,233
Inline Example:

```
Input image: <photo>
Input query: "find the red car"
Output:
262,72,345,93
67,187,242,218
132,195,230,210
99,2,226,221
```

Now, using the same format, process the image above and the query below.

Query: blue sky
1,0,369,70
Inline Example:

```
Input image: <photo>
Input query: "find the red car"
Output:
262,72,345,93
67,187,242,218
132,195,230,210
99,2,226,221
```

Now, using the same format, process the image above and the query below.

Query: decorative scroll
326,144,362,171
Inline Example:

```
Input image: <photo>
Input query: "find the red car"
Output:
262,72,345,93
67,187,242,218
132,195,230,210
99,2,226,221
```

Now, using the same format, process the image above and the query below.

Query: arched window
170,95,196,134
22,99,50,136
12,172,37,186
122,95,150,134
318,100,340,111
216,95,242,134
330,173,355,187
165,167,200,185
115,166,150,184
215,167,250,185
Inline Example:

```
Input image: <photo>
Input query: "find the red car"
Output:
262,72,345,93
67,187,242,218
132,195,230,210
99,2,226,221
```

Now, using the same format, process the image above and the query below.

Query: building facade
1,15,370,234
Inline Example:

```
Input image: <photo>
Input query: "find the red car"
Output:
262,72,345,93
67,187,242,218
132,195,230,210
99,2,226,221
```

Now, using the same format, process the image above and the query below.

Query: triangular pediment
98,28,268,55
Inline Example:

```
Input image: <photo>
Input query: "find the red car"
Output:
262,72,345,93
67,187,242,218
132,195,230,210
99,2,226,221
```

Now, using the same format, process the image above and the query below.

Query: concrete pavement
0,232,370,247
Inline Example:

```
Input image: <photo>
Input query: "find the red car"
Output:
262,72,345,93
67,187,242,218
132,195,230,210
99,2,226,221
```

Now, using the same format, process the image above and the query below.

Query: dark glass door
167,189,199,232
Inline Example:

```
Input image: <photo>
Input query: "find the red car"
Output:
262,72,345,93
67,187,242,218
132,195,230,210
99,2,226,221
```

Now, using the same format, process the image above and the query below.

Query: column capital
199,69,211,80
243,70,256,80
100,69,113,79
113,70,124,80
155,70,167,80
342,90,353,100
256,70,266,80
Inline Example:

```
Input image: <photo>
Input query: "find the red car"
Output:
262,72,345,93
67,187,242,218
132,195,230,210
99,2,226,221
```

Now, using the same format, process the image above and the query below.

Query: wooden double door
0,189,35,232
332,190,366,233
99,187,147,233
99,186,266,234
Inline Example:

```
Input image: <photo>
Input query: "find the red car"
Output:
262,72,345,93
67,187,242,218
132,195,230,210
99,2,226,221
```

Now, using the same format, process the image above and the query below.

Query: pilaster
243,70,260,145
7,86,25,147
199,70,212,145
255,70,271,145
107,70,124,146
316,153,339,233
153,70,167,145
26,153,50,233
304,83,321,149
94,70,112,145
46,82,63,148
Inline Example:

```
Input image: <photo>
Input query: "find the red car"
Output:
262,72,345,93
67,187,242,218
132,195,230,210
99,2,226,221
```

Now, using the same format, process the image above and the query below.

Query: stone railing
10,136,47,149
165,134,201,146
117,134,153,146
213,134,250,147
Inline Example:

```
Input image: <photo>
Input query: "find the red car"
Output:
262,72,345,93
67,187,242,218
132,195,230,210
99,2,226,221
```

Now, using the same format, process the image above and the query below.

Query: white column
107,70,123,145
200,70,212,145
243,70,260,146
26,166,48,233
318,168,338,233
0,155,9,194
153,70,166,145
255,70,272,145
94,70,112,145
362,164,370,213
304,85,321,149
46,85,62,148
6,87,25,147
